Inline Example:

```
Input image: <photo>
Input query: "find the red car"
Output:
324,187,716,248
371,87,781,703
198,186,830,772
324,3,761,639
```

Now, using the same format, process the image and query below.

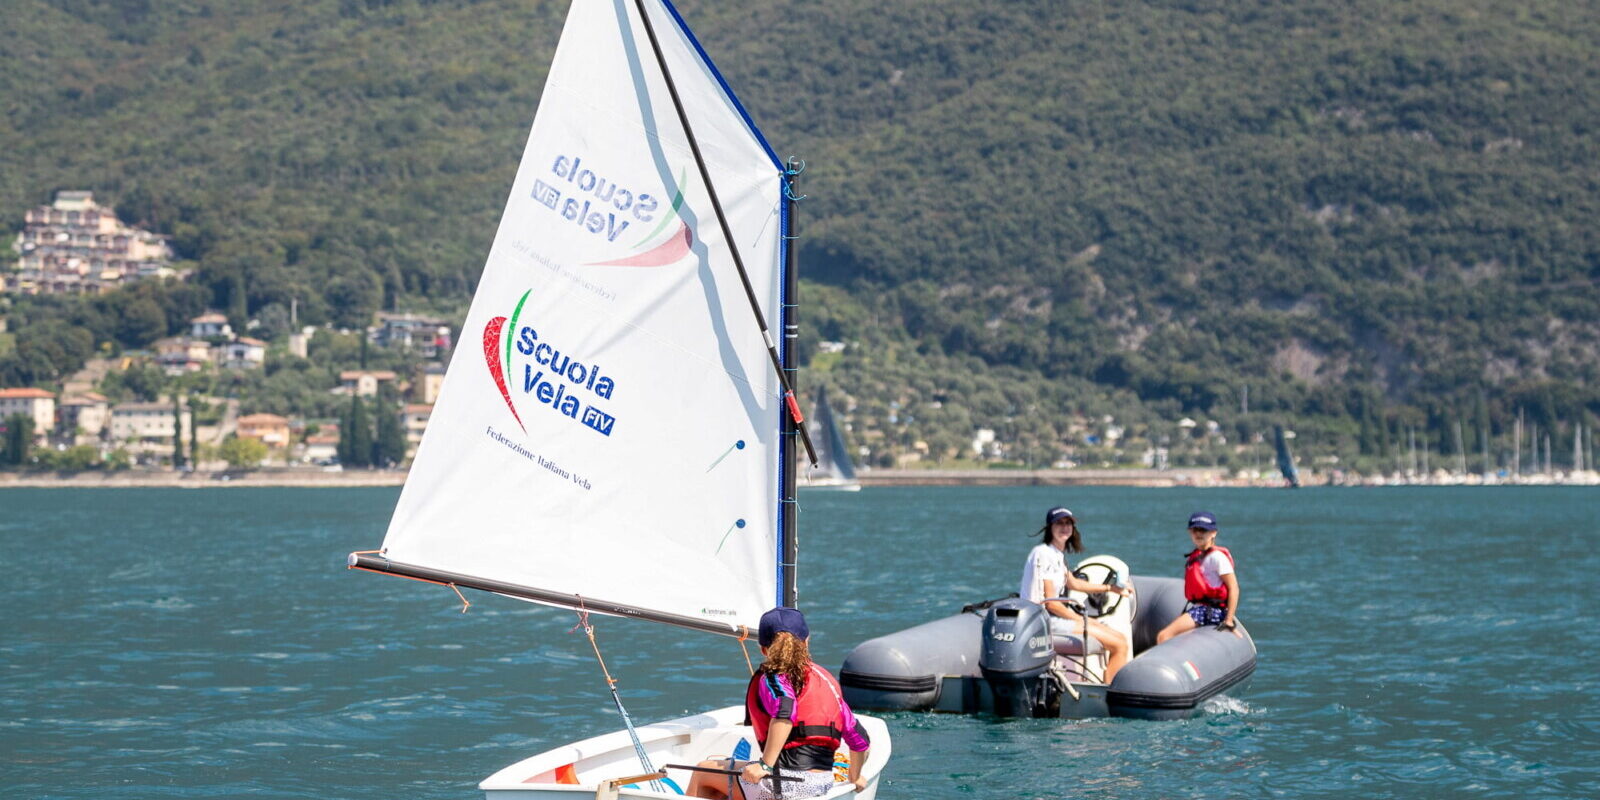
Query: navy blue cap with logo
758,607,809,647
1045,506,1075,525
1188,511,1218,531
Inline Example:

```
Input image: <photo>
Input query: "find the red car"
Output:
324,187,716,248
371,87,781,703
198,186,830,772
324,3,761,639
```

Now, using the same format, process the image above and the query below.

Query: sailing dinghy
347,0,890,796
799,387,861,491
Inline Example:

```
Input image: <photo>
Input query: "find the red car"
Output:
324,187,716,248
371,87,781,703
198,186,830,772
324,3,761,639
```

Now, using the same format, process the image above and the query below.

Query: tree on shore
219,435,268,470
2,413,34,466
339,392,373,468
189,407,201,469
374,385,407,467
172,395,187,470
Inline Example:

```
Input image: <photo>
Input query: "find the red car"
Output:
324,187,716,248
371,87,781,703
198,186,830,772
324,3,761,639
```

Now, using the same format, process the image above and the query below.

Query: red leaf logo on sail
483,316,524,431
586,222,693,267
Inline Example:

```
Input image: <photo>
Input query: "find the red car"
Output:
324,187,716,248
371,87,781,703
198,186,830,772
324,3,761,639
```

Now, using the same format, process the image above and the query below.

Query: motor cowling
978,598,1057,717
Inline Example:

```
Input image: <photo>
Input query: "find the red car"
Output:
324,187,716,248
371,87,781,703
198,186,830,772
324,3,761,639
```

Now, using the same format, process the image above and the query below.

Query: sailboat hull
797,477,862,492
481,705,891,799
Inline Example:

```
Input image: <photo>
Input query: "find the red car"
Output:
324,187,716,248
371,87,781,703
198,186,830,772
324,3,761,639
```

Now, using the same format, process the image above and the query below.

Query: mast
628,0,818,470
781,158,801,609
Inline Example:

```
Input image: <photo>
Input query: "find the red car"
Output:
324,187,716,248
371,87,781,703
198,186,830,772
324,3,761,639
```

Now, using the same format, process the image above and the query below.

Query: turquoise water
2,486,1596,798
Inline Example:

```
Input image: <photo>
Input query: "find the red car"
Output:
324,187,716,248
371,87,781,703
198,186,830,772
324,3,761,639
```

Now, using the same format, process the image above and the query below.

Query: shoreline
0,466,1234,489
0,469,408,489
3,467,1591,489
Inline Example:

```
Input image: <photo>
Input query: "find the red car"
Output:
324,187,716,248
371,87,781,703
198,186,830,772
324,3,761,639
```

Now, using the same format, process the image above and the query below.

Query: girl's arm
1221,573,1240,626
1062,571,1131,597
741,719,792,783
1040,579,1072,617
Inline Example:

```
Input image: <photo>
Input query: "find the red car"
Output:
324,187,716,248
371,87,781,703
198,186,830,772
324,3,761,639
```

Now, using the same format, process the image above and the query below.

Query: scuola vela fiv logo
530,154,693,267
483,289,619,437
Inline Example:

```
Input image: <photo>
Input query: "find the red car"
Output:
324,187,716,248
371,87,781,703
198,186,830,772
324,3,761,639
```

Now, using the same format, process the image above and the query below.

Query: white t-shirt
1020,543,1067,604
1194,549,1234,590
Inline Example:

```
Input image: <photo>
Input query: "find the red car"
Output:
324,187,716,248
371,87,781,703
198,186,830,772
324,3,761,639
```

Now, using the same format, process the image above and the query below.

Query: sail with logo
800,386,862,491
346,0,889,797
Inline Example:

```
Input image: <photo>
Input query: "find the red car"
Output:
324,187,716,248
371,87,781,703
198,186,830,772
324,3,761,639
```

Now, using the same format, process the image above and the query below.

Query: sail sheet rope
736,629,755,675
571,601,666,793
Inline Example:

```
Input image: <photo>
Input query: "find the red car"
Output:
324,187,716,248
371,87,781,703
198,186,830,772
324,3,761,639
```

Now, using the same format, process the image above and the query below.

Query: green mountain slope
3,0,1597,470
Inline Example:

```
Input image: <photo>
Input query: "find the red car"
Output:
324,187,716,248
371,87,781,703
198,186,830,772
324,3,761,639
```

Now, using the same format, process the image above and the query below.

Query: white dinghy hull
481,706,891,799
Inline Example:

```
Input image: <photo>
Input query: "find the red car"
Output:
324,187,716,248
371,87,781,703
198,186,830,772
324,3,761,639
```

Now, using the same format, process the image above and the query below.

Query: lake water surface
2,486,1596,798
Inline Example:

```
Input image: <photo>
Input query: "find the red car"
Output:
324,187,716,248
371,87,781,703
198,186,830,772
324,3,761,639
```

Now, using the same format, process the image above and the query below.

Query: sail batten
375,0,789,632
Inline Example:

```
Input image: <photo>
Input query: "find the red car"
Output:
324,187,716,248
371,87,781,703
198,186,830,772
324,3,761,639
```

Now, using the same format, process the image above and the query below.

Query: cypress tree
189,402,201,469
3,413,33,466
336,401,353,466
172,395,186,470
374,386,407,467
346,393,373,468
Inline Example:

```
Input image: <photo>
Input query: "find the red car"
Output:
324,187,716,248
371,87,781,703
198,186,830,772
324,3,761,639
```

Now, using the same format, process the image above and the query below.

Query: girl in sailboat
1021,506,1134,682
686,607,871,799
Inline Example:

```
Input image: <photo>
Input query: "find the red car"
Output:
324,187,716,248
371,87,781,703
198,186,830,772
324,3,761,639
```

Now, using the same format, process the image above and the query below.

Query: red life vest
744,662,846,751
1184,545,1233,606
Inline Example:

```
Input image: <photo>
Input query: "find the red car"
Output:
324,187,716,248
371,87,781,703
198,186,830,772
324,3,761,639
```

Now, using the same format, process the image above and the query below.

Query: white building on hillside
0,388,56,444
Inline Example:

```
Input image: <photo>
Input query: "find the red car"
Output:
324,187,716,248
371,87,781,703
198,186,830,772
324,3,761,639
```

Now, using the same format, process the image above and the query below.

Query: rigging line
629,0,819,467
736,628,755,675
572,600,665,793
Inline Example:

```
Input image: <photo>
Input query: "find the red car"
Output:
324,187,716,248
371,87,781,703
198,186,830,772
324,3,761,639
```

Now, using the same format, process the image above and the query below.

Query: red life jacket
1184,545,1233,606
744,662,846,751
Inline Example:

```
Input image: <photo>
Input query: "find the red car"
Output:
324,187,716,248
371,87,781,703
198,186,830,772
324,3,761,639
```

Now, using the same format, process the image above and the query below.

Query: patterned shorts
738,768,838,800
1187,604,1226,626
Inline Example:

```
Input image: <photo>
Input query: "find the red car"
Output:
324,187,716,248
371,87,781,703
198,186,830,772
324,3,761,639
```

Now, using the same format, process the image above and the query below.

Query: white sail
803,386,861,490
381,0,789,631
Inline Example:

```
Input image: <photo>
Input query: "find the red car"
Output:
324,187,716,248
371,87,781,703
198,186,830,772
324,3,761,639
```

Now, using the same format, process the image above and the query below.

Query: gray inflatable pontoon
839,574,1255,720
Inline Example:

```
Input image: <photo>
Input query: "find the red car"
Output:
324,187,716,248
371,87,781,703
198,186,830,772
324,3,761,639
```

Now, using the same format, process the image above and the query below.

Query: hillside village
0,191,453,472
4,192,176,295
3,193,1594,484
0,303,449,472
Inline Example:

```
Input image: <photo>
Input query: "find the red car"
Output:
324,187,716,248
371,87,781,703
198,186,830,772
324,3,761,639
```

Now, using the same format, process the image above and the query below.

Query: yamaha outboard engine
978,598,1057,717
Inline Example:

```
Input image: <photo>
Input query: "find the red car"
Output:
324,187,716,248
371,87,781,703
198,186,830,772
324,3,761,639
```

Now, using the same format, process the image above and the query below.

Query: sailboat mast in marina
348,0,888,796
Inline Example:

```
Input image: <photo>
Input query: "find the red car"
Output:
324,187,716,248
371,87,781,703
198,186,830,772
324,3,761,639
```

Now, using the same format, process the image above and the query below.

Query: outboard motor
978,598,1057,717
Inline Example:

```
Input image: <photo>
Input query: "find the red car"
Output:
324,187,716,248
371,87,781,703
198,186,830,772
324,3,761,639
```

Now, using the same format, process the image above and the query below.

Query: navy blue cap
1188,511,1218,531
758,607,809,647
1045,507,1075,525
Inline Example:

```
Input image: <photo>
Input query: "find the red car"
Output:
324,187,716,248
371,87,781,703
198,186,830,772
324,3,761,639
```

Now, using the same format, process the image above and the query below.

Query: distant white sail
809,386,858,483
381,0,788,631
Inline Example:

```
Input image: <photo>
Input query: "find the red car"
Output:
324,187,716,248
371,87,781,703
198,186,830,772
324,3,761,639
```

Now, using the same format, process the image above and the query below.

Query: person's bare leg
1156,613,1197,644
686,759,733,799
1087,620,1131,682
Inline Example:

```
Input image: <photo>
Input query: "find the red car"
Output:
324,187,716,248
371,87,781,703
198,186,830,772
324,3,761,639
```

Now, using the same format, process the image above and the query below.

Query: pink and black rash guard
746,662,871,771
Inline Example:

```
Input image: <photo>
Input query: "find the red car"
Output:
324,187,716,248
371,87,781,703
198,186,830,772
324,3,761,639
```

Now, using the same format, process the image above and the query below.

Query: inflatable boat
839,556,1255,720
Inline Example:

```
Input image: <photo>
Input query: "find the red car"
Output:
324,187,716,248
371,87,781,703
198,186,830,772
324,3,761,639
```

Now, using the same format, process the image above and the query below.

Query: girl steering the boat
686,607,871,799
1021,506,1133,683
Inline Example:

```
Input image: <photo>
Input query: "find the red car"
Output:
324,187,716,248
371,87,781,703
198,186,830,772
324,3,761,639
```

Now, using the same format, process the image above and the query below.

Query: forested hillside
3,0,1598,471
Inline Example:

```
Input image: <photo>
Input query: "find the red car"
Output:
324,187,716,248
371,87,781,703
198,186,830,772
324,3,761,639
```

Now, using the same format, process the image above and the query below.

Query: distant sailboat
346,0,889,796
800,386,861,491
1273,425,1301,488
